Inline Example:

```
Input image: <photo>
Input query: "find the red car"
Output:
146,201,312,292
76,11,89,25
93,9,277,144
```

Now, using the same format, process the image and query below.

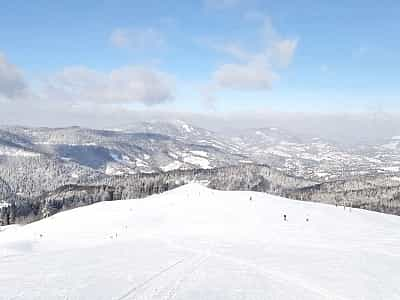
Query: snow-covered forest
2,163,400,225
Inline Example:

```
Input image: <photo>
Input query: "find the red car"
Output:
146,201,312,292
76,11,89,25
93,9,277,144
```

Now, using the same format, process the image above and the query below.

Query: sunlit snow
1,184,400,299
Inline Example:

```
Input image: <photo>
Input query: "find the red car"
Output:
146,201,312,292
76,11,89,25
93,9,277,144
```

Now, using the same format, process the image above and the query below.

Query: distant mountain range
2,120,400,223
1,119,400,202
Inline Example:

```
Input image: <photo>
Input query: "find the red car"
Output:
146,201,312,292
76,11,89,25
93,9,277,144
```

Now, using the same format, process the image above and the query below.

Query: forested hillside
0,164,314,225
285,178,400,215
3,163,400,225
2,123,400,225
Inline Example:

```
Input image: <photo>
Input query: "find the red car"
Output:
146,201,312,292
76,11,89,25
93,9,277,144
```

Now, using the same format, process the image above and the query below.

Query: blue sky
0,0,399,120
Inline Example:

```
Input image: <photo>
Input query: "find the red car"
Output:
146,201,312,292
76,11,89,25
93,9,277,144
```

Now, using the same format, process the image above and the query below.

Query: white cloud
110,27,165,51
213,61,278,90
0,50,174,106
213,43,252,61
0,53,28,100
271,39,298,68
45,66,175,106
206,17,297,94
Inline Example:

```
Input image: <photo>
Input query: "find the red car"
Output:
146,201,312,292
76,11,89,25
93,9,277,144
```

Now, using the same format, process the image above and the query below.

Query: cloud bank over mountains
0,53,175,107
45,66,175,105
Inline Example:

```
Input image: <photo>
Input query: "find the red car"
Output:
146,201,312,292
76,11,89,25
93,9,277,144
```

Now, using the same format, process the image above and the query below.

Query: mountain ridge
2,120,400,223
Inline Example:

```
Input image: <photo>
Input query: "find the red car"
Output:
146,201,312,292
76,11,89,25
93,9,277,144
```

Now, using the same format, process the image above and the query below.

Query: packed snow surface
1,184,400,300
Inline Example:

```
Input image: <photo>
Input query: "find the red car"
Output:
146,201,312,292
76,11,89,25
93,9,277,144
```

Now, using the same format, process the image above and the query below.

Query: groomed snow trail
1,183,400,299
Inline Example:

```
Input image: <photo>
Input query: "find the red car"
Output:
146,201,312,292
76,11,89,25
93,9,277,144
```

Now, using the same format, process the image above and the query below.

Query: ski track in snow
116,254,210,300
115,257,187,300
1,183,400,299
157,241,350,300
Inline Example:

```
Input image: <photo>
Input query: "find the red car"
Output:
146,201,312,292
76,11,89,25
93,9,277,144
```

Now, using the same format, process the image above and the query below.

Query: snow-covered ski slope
1,183,400,300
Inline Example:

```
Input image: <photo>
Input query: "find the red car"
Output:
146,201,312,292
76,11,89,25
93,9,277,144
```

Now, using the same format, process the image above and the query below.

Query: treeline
92,164,314,198
285,180,400,215
1,164,313,225
2,164,400,226
1,185,118,225
0,155,106,197
0,176,12,202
